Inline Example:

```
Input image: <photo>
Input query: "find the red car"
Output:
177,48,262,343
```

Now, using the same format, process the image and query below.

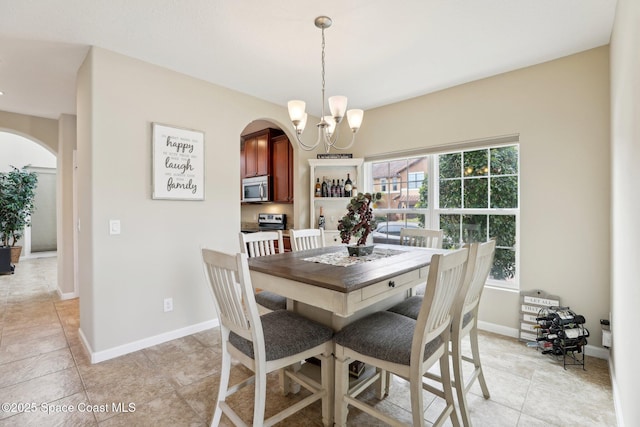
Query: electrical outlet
164,297,173,312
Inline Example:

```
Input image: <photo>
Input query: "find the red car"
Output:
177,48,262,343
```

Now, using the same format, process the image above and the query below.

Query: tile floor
0,257,617,426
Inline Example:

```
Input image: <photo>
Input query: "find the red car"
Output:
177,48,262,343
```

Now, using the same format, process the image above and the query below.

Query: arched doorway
240,119,298,231
0,131,57,259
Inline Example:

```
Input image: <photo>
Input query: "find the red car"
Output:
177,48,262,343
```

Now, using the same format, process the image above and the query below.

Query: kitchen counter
240,222,291,237
241,222,259,233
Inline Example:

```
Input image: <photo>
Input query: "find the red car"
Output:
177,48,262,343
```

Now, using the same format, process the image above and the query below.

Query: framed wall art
152,123,205,200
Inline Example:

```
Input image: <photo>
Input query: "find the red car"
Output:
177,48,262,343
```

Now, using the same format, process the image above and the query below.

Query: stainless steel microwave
242,175,270,202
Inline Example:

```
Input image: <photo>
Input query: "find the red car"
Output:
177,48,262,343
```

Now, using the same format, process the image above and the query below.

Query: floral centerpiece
338,192,381,256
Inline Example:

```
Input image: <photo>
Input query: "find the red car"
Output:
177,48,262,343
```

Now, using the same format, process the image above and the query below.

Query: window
367,143,519,289
408,172,424,189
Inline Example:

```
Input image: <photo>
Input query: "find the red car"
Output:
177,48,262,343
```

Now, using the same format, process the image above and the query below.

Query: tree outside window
370,144,519,288
438,146,518,282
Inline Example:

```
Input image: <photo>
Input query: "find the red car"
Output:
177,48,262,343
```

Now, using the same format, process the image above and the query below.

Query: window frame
364,140,520,290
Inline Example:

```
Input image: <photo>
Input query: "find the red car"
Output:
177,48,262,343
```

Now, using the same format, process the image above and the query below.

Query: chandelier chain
321,26,326,120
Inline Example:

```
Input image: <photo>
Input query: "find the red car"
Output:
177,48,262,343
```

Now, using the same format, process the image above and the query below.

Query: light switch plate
109,220,121,235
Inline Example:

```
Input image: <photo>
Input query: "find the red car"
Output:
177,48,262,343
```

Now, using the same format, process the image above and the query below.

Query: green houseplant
338,192,381,256
0,166,39,263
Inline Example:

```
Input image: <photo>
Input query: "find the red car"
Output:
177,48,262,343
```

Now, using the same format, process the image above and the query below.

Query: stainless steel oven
258,213,286,231
242,175,269,202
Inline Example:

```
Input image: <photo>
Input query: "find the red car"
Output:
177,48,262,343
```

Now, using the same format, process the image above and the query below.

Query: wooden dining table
248,243,447,331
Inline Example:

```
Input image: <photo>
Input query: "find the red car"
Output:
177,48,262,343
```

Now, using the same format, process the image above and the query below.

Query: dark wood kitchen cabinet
274,235,292,252
271,134,294,203
241,128,282,178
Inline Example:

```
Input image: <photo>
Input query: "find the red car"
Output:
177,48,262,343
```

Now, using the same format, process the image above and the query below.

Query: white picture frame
152,123,204,200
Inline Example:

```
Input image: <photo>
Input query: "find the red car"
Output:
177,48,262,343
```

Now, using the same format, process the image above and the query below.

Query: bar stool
201,249,334,426
388,239,496,426
333,248,469,426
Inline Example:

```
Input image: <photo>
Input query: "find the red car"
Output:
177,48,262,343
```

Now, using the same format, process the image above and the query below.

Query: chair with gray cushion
202,248,334,426
333,247,469,427
290,228,325,252
239,231,287,312
388,239,496,426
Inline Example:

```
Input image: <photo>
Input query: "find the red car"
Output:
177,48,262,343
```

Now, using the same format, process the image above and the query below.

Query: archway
0,131,57,259
240,119,300,231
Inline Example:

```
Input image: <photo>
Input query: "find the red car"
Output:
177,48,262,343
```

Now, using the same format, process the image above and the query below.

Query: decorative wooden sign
152,123,204,200
519,289,560,342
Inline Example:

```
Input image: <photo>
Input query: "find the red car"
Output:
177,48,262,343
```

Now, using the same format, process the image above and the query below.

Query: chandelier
288,16,364,153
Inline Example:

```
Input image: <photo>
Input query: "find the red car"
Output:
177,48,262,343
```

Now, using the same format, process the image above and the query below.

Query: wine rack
536,306,589,370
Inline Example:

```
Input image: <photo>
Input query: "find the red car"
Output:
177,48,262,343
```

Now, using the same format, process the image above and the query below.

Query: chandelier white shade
288,16,364,153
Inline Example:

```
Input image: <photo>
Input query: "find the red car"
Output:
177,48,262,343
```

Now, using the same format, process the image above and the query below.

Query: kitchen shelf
309,158,363,246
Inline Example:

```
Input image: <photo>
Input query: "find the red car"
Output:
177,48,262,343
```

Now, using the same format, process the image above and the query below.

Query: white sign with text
152,123,204,200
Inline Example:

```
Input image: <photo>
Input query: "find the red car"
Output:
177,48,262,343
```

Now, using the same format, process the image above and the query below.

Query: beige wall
0,110,58,153
76,47,305,353
610,0,639,425
352,47,611,349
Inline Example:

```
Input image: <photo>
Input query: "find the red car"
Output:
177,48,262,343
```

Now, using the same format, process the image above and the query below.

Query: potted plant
338,192,381,256
0,166,39,264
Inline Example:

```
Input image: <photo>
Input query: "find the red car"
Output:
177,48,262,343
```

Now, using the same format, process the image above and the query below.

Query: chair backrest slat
462,239,496,315
239,231,284,258
290,228,325,252
412,247,469,358
202,249,262,341
400,228,444,249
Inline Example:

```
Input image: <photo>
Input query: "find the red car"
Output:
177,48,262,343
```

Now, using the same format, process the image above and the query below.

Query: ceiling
0,0,617,120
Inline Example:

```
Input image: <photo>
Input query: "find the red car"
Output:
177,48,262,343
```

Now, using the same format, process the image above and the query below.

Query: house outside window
408,171,424,189
367,143,519,289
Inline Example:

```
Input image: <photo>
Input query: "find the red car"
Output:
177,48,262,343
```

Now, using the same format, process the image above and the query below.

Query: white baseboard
78,318,220,364
584,344,610,360
609,358,624,427
477,320,519,338
477,320,609,360
56,287,78,300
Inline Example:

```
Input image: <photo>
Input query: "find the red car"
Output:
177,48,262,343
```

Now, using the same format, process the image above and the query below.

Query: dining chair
388,239,496,426
333,247,469,427
399,227,444,249
201,248,334,427
239,230,284,257
400,228,444,296
239,231,287,312
289,228,325,251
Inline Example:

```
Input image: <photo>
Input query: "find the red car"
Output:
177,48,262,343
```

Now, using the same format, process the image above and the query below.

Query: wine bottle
344,173,353,197
315,178,322,197
331,179,337,197
318,207,326,229
321,177,328,197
